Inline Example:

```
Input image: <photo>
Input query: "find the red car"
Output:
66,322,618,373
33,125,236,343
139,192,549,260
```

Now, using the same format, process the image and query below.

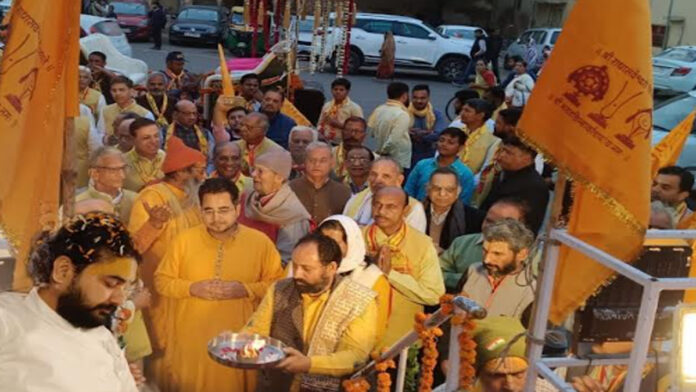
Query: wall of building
651,0,696,48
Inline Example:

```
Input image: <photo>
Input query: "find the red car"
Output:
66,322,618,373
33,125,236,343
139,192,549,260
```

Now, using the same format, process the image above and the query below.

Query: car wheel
438,57,467,82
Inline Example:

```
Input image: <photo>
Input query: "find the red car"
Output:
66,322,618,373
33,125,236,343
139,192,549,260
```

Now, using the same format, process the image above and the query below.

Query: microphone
452,296,487,319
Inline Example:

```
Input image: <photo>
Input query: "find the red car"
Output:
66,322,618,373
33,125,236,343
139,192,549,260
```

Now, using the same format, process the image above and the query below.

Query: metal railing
524,229,696,391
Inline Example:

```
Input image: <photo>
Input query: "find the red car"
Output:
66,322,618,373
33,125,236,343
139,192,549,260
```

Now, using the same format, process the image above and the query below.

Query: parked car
653,46,696,94
297,15,340,60
505,27,561,68
169,5,229,46
348,13,472,81
80,14,132,57
652,90,696,168
111,0,151,41
437,25,486,41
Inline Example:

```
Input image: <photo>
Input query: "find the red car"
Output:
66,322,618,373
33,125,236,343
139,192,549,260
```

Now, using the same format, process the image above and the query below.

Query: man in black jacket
424,167,485,253
480,136,549,234
148,2,167,50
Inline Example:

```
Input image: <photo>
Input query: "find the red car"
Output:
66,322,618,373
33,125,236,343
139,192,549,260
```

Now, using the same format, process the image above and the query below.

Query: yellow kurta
98,100,153,136
74,115,92,189
154,224,284,392
123,149,166,193
80,87,104,121
363,225,445,347
234,137,282,176
318,98,364,143
127,182,201,386
243,281,377,392
457,123,500,175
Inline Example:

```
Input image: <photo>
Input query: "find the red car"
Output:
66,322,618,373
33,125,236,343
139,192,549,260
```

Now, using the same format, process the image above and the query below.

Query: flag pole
524,172,568,389
61,117,76,219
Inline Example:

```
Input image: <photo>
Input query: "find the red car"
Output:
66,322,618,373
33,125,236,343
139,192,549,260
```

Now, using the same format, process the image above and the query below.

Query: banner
517,0,653,323
0,0,81,291
650,111,695,178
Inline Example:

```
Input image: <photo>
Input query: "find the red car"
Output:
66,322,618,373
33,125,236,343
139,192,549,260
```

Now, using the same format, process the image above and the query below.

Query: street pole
663,0,675,50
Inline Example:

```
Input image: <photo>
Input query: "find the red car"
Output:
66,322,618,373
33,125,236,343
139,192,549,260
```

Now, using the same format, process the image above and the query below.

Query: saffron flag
0,0,81,291
650,111,695,178
516,0,653,323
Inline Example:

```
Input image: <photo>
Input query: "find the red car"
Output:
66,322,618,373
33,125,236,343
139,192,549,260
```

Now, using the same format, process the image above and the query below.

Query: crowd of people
0,43,692,392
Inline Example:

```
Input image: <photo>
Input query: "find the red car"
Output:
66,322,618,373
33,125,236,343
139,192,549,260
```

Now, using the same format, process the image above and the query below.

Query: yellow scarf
165,69,185,91
368,99,412,129
146,93,169,127
319,98,350,140
366,223,412,275
165,123,209,156
408,102,436,130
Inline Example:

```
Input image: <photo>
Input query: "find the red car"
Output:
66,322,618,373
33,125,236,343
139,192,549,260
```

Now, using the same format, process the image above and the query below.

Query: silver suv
345,13,472,81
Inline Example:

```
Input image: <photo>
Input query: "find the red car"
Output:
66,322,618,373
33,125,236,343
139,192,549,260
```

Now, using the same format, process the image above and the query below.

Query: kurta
0,289,138,392
97,100,154,137
80,87,106,122
362,225,445,347
243,280,377,392
123,149,166,193
154,225,284,392
127,182,201,387
75,115,93,189
457,123,500,175
367,100,413,169
234,137,283,176
75,183,138,225
438,233,483,292
317,98,364,143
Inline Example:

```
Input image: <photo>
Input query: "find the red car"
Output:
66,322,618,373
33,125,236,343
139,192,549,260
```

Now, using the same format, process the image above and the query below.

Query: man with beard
155,178,284,392
128,135,206,386
239,73,262,112
363,186,445,347
225,106,248,141
343,157,427,232
123,118,166,192
408,84,447,167
651,166,694,226
243,233,377,392
261,88,297,149
239,150,311,265
332,116,368,182
0,212,140,391
288,126,318,179
163,100,214,166
212,142,252,193
137,72,176,128
459,218,535,322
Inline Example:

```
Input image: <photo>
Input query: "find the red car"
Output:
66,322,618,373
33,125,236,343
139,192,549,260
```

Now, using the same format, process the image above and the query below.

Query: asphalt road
131,41,462,118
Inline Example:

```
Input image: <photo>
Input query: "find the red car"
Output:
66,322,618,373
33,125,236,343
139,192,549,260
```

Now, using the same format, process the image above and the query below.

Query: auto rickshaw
224,5,267,57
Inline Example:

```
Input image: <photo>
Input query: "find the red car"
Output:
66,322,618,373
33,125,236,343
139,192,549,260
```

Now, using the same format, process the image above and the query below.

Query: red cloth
161,135,206,174
238,193,280,242
482,69,497,86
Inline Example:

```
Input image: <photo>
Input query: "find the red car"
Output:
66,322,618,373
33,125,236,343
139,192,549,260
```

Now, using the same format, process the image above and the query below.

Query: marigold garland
414,312,443,392
342,377,370,392
373,350,396,392
442,294,477,390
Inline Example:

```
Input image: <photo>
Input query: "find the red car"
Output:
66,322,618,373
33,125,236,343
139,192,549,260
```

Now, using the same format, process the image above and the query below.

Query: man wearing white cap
239,149,312,265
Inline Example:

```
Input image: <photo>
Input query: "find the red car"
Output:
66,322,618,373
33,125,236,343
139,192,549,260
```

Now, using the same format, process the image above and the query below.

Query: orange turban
161,136,206,174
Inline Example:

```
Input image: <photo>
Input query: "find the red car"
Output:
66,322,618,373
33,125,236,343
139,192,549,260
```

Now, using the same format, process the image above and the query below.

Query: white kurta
0,289,137,392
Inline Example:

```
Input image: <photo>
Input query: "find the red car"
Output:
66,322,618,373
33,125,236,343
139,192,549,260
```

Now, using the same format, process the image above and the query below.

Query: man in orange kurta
155,177,284,392
128,128,207,387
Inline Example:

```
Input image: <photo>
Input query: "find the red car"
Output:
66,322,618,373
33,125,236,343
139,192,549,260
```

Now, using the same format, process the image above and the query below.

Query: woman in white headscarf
317,215,392,343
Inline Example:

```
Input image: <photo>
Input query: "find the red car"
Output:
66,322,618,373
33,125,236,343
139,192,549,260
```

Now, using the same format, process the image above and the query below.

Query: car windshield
93,20,124,36
179,8,218,21
111,2,146,15
230,12,244,24
423,22,445,38
551,31,561,45
653,94,696,133
656,47,696,63
446,28,475,40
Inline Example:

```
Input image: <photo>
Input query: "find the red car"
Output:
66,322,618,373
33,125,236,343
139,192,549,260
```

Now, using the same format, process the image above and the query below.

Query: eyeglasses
95,166,127,173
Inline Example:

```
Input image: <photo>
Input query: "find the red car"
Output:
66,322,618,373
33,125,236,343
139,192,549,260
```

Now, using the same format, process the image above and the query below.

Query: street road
132,41,462,118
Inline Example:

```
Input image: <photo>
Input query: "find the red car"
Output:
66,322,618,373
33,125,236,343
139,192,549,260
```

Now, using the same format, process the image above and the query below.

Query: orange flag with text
0,0,81,291
650,111,695,178
517,0,653,323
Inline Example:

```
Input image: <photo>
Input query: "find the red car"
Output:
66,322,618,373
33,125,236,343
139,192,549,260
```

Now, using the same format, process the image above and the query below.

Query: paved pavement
131,41,462,119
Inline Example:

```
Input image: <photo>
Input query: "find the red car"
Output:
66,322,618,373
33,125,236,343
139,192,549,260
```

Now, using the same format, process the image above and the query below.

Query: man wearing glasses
234,112,283,176
76,146,137,225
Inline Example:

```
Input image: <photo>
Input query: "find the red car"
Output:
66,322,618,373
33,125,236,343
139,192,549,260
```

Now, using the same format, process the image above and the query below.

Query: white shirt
0,289,137,392
343,190,427,233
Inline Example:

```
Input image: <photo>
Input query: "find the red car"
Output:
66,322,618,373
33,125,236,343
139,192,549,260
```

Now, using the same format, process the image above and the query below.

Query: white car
437,25,486,41
80,33,148,85
348,13,473,81
80,14,132,57
652,90,696,169
653,46,696,93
